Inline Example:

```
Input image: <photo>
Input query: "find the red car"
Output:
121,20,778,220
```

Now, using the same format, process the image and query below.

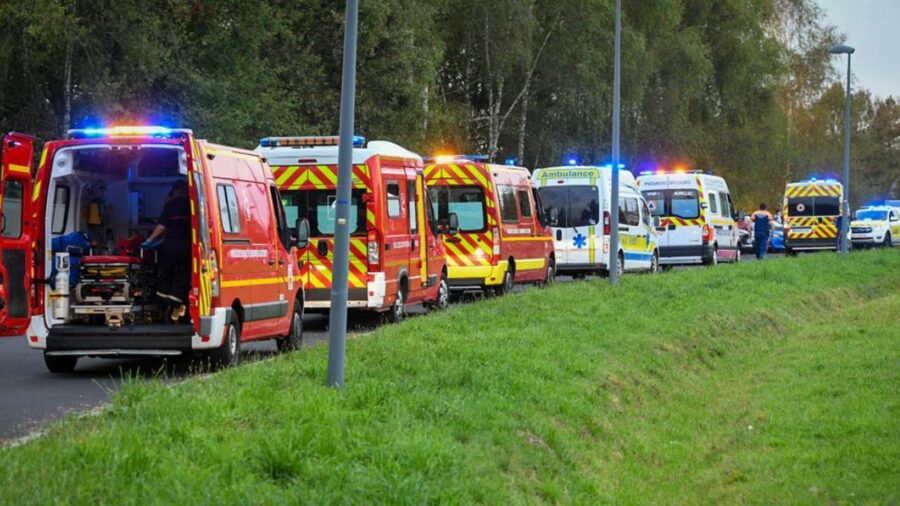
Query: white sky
818,0,900,99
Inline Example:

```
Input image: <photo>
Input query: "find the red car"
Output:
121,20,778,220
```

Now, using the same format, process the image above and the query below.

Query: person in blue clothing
750,203,774,260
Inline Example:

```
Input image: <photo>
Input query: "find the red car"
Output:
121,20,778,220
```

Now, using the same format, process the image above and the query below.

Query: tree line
1,0,897,209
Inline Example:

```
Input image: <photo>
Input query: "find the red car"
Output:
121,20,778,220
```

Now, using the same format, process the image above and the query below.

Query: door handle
667,224,676,230
278,259,286,266
555,230,562,241
267,259,275,266
618,226,629,232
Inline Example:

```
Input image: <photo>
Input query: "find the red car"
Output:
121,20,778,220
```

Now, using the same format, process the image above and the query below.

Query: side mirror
700,203,708,210
548,207,559,227
293,218,310,249
448,212,460,236
891,215,899,222
653,215,661,227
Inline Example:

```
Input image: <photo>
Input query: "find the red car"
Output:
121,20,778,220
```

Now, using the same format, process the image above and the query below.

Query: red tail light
702,224,713,243
367,229,381,270
603,211,611,235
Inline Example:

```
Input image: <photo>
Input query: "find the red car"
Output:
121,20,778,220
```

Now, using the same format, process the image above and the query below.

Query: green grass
2,251,899,505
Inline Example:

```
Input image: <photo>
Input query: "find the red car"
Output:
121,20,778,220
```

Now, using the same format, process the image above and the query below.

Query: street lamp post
327,0,360,388
609,0,622,285
829,43,854,255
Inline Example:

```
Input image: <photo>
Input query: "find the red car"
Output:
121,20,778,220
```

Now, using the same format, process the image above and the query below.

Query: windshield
537,185,599,228
642,190,666,217
856,210,888,221
282,189,367,236
428,185,486,232
670,190,700,219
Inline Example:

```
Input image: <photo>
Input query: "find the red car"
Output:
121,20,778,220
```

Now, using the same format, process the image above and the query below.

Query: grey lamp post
829,43,854,254
609,0,622,285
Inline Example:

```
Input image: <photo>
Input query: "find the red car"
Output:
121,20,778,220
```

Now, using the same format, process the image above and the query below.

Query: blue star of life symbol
573,233,587,249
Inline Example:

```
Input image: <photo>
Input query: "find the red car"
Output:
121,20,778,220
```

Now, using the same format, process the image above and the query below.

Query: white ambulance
637,170,739,266
532,165,660,277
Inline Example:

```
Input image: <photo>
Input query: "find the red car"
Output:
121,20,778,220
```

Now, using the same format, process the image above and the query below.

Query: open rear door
0,132,36,336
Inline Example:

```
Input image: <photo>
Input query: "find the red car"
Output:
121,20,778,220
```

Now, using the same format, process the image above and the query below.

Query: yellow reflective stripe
8,163,29,174
221,276,300,288
516,258,546,270
502,236,553,242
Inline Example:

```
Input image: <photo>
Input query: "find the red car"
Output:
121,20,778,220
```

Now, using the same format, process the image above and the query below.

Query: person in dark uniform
142,180,191,321
750,202,774,260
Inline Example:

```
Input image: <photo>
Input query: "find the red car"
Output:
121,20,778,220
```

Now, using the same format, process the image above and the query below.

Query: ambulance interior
46,145,191,328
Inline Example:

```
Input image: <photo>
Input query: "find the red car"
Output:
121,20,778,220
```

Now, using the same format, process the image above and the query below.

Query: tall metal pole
608,0,622,285
327,0,359,388
840,54,852,254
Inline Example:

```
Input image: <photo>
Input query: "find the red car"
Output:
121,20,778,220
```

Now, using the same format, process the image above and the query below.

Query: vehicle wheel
428,276,450,311
616,252,624,278
786,248,798,257
542,258,556,286
735,248,741,263
649,251,659,274
388,288,405,323
704,248,718,267
209,313,241,369
276,302,303,353
883,233,891,248
495,267,514,295
44,353,77,373
661,264,673,272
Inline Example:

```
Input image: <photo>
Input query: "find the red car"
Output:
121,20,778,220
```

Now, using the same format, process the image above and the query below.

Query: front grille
852,227,872,233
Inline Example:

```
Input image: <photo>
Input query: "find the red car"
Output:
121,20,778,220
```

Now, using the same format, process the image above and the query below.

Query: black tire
494,266,514,295
542,258,556,286
209,313,241,369
735,248,741,263
883,233,892,248
276,302,303,353
616,252,624,278
649,251,659,274
427,275,450,312
388,288,405,323
704,247,718,267
786,248,798,257
44,353,77,373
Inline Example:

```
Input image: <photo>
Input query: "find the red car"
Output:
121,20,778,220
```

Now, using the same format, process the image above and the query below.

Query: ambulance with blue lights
2,127,309,373
532,165,659,277
783,178,843,253
257,136,448,322
637,170,739,266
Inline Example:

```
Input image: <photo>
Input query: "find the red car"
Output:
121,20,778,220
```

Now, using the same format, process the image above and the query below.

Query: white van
532,166,660,277
637,171,739,266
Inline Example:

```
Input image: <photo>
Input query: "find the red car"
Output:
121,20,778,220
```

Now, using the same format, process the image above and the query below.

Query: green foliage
0,1,896,204
2,250,899,503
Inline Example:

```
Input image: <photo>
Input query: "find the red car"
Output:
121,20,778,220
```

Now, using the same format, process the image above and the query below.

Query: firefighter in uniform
142,180,191,321
750,202,774,260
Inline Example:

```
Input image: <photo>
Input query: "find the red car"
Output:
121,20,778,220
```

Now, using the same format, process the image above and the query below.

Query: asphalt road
1,252,778,443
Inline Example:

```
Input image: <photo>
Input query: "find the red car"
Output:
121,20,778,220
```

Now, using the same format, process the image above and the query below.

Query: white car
850,206,900,248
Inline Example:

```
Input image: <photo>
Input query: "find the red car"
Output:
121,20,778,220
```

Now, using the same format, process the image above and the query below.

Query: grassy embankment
2,250,898,504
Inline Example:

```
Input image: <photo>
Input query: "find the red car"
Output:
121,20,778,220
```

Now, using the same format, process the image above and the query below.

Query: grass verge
2,250,899,504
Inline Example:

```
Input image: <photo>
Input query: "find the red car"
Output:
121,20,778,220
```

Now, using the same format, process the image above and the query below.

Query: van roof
257,140,422,167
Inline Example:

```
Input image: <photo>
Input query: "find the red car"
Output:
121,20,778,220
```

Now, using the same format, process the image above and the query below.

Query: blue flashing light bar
259,135,366,148
567,158,578,166
67,126,192,139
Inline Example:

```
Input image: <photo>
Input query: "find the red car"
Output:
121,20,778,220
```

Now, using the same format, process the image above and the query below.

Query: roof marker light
567,158,578,166
259,135,366,148
67,126,191,138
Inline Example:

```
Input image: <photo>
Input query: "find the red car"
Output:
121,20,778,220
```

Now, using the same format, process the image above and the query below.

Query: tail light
491,226,500,262
209,254,220,298
603,211,611,236
367,229,381,269
702,224,713,243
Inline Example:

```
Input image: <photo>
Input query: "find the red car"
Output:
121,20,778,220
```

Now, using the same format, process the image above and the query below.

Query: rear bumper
45,324,194,357
303,273,387,309
785,237,838,250
659,244,714,265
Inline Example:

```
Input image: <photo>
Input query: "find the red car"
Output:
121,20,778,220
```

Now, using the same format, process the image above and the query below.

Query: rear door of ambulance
426,164,493,284
0,133,35,336
641,184,668,251
668,180,703,258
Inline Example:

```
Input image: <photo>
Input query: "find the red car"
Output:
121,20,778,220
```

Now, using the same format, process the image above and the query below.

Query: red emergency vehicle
424,157,555,294
0,127,309,373
257,136,449,322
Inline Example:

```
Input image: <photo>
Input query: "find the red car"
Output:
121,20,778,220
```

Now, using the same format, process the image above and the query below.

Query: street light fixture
828,43,854,255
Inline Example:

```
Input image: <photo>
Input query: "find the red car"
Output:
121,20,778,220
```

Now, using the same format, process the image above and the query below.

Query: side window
625,198,640,226
708,192,719,215
51,185,70,234
517,189,533,219
641,200,652,228
618,197,628,224
217,183,241,234
498,185,519,223
387,181,401,218
270,186,289,249
408,180,417,233
1,180,23,238
722,192,733,219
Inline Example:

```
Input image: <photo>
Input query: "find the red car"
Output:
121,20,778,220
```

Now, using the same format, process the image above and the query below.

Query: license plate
792,227,811,234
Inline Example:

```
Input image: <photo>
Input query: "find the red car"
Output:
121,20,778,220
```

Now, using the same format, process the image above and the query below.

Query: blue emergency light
259,135,366,148
67,126,192,139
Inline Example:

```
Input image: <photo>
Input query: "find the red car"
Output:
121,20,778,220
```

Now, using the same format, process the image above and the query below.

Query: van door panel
0,132,35,336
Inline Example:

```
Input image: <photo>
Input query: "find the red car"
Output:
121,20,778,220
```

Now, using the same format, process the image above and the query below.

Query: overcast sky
818,0,899,99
